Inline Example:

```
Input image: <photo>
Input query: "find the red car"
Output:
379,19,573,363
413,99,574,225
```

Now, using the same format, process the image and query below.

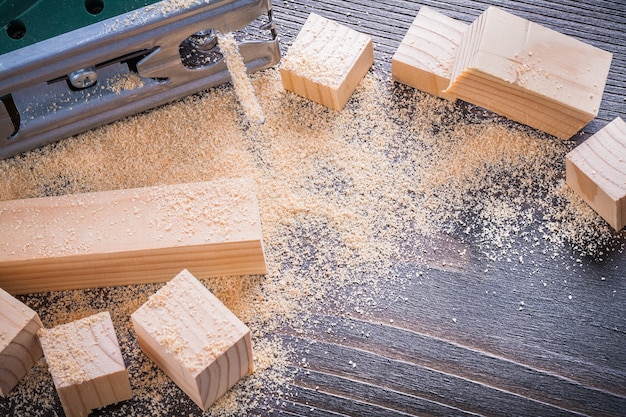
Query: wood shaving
218,32,266,124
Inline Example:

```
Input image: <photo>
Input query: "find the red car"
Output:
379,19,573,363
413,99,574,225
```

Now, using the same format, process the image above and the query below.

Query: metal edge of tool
0,0,280,160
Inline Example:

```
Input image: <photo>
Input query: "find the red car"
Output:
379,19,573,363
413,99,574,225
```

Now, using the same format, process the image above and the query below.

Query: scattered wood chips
0,67,623,415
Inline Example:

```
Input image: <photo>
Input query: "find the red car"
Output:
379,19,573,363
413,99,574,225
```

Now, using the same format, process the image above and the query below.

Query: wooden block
131,269,253,410
566,117,626,231
0,287,43,396
280,13,374,111
37,312,132,417
392,6,468,101
0,178,267,294
445,6,612,139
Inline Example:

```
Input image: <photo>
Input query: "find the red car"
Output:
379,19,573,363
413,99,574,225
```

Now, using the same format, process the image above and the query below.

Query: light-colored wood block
37,312,132,417
0,287,43,396
392,6,468,101
280,13,374,111
566,117,626,231
0,178,267,295
131,269,253,410
445,6,612,139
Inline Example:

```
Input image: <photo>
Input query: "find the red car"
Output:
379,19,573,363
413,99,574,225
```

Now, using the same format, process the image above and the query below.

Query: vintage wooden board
0,1,624,416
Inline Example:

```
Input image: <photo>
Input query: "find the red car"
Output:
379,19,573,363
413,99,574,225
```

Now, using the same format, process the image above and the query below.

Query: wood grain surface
0,1,624,416
273,1,626,416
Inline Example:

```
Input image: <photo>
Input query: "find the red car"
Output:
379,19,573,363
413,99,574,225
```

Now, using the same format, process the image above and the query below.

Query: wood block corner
37,311,132,417
280,13,374,111
391,6,468,101
566,117,626,231
0,288,43,397
131,269,253,410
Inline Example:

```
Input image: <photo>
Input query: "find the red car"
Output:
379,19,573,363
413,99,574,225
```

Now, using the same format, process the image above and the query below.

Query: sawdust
218,32,266,124
0,63,623,415
108,72,145,94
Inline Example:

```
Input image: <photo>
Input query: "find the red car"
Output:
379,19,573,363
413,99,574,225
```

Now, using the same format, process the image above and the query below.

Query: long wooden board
0,179,267,294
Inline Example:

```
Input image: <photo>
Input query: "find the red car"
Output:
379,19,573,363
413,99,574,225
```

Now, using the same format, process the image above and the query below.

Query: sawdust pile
108,73,145,94
0,68,623,415
218,32,266,124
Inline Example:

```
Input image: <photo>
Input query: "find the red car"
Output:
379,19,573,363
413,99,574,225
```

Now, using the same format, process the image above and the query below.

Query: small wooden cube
131,269,253,410
445,6,612,139
37,312,132,417
392,6,468,101
566,117,626,231
280,13,374,111
0,288,43,397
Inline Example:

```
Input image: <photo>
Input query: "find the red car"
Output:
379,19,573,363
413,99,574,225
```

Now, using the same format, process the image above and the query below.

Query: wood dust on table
0,68,623,416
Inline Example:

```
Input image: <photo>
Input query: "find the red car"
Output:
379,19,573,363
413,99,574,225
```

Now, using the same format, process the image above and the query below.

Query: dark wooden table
2,1,625,416
272,1,626,416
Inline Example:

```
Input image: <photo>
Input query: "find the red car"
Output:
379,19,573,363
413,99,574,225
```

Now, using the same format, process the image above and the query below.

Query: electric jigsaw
0,0,280,159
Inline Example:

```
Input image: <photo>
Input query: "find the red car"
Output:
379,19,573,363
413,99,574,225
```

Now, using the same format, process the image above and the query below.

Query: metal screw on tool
188,29,218,51
68,66,98,89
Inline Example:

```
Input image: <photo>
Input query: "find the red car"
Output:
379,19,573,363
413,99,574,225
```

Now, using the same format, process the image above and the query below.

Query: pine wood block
566,117,626,231
0,287,43,397
279,13,374,111
445,6,612,139
0,178,267,295
37,312,132,417
392,6,468,101
131,269,253,410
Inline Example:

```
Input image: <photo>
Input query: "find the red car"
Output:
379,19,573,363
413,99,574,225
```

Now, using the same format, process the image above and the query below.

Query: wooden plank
37,311,132,417
280,13,374,111
566,117,626,231
0,287,43,397
0,178,267,294
286,314,626,416
445,6,613,139
131,269,254,410
391,6,468,101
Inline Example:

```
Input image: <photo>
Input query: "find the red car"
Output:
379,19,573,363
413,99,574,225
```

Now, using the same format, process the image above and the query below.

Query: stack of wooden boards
0,178,266,416
392,6,613,141
392,6,623,230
